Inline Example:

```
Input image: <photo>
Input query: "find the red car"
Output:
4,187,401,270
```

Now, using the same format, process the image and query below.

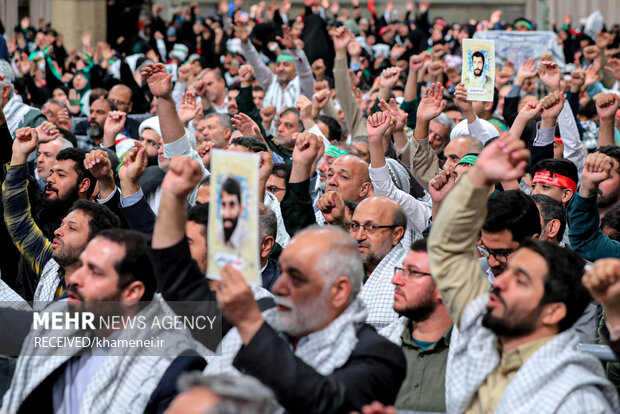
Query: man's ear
392,226,405,246
546,219,561,240
360,181,374,199
260,236,275,260
561,188,574,204
78,178,91,197
329,276,351,310
541,302,566,328
122,280,146,302
224,127,232,142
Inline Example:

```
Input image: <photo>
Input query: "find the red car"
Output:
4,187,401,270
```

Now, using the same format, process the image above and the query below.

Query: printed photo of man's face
472,51,485,77
220,177,243,243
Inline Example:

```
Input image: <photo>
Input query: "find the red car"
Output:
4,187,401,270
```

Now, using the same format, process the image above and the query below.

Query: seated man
428,132,619,413
380,238,452,413
205,225,406,413
1,229,207,414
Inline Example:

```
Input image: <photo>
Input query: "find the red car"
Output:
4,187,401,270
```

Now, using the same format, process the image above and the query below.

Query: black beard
474,69,483,77
147,154,159,166
598,187,620,209
400,298,436,323
42,184,80,220
481,289,544,337
87,124,103,139
223,218,238,243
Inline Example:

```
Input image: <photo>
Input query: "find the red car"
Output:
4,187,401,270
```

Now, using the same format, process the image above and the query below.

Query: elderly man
206,224,406,413
236,23,313,114
107,84,140,138
428,132,619,413
76,98,115,151
196,68,228,114
199,113,232,149
35,136,73,183
380,238,453,413
0,60,46,134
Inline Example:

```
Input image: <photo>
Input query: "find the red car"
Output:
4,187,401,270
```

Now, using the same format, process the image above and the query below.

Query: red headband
532,170,577,193
554,136,563,145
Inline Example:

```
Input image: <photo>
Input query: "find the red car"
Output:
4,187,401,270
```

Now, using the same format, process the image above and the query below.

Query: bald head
327,155,373,202
108,84,133,113
355,196,407,230
443,136,483,172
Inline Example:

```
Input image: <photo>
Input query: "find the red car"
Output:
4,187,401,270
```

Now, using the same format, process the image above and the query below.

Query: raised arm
428,132,530,326
594,93,619,149
237,23,274,90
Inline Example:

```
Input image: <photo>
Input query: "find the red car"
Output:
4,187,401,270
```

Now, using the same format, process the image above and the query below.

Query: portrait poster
207,149,260,284
462,39,495,102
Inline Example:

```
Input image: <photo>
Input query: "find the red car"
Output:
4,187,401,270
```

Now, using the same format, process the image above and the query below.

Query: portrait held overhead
0,0,620,413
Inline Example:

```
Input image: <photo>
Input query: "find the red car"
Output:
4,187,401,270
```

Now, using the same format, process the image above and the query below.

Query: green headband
324,145,350,158
513,19,532,30
456,154,478,167
276,54,295,64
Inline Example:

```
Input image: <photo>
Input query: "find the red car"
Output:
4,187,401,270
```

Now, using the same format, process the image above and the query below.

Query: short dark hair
472,51,485,65
280,107,303,131
68,200,122,240
56,148,96,198
410,237,428,253
252,85,264,93
597,145,620,174
519,238,589,332
258,203,277,241
532,194,567,241
532,159,579,188
393,206,407,230
97,229,156,301
483,190,541,243
601,204,620,241
317,115,342,142
188,203,210,237
222,177,242,203
229,137,268,153
57,127,77,148
271,163,290,182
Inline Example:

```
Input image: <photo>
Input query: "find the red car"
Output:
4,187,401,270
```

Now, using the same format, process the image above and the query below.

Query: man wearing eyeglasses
351,196,410,329
380,238,453,413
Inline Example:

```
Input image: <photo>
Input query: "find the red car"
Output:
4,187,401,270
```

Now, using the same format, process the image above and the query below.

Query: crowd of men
0,0,619,412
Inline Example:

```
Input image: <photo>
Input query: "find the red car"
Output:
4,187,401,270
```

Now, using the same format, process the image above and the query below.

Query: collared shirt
466,336,553,414
395,322,452,412
75,134,102,151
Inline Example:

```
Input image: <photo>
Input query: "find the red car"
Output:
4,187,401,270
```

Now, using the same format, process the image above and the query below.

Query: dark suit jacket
261,258,281,292
233,322,406,413
139,166,166,199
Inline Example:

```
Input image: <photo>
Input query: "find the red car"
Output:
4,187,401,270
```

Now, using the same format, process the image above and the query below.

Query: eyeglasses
140,137,161,150
347,222,399,235
394,266,432,281
109,99,130,108
476,240,515,263
266,185,285,193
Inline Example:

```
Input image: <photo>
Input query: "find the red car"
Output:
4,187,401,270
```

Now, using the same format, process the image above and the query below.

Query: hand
234,22,250,44
178,92,201,125
232,113,262,139
347,39,362,59
454,82,473,115
582,259,620,325
502,60,515,78
350,401,397,414
141,62,173,99
580,152,613,197
260,105,277,123
104,110,127,136
35,121,60,143
515,58,537,84
162,156,204,199
540,91,565,122
11,127,39,164
594,93,620,120
68,89,81,114
316,191,346,224
584,60,601,88
419,1,429,13
378,98,407,131
292,132,322,167
605,58,620,81
296,95,313,123
490,9,502,24
312,58,326,80
56,108,72,130
330,26,350,52
537,61,561,92
118,143,148,182
366,111,395,145
84,149,114,182
417,82,446,122
309,90,329,118
583,45,599,63
515,101,543,123
276,25,296,50
409,54,424,72
570,69,585,90
238,64,255,86
429,168,455,203
258,150,274,184
195,141,215,168
217,264,263,344
469,132,530,186
379,67,401,90
177,63,191,83
16,52,33,76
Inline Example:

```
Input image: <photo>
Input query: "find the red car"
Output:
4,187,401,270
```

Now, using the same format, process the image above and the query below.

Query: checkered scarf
205,297,368,376
0,279,31,310
263,191,291,247
358,230,411,330
446,294,620,413
2,296,209,414
32,259,62,308
379,316,408,345
4,95,33,134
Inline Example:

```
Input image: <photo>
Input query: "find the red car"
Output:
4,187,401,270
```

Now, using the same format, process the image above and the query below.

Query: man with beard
479,190,541,282
76,98,116,151
464,51,493,93
215,176,250,250
138,116,162,166
379,238,452,413
0,60,47,135
1,229,208,414
196,68,228,114
348,196,409,329
35,136,73,184
4,127,98,299
593,146,620,220
428,133,619,413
